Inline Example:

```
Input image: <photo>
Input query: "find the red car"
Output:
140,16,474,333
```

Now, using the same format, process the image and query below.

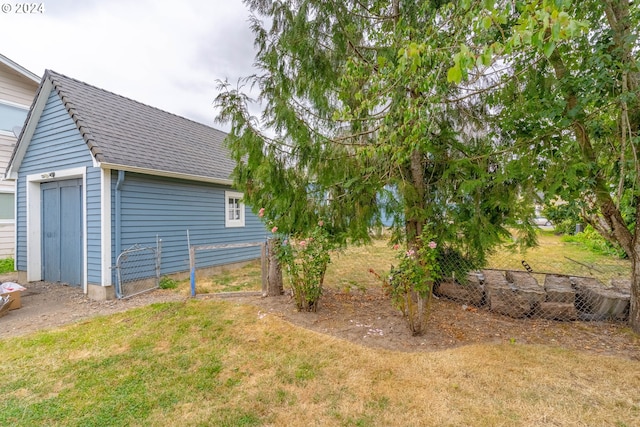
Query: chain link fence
115,239,162,299
433,247,632,322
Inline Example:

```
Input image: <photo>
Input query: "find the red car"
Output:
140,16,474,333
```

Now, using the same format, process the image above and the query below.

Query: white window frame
0,99,29,136
0,191,15,224
225,191,245,228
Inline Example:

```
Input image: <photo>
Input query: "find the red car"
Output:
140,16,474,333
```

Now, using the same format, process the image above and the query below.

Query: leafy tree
215,0,537,265
449,0,640,332
215,0,542,332
216,1,640,334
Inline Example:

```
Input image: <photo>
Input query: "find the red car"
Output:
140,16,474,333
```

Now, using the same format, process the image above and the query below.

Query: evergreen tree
215,0,537,268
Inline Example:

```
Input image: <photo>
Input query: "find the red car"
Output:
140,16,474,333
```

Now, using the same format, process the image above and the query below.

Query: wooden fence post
266,238,284,296
261,242,268,296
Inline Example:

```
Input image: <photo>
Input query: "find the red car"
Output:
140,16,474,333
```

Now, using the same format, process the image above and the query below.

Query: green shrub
436,246,478,285
159,276,179,289
561,226,627,258
0,258,14,274
276,222,334,312
543,203,580,235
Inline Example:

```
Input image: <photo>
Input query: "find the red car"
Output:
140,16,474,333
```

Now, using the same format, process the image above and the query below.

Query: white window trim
0,190,15,223
225,191,245,228
0,98,31,109
0,99,29,135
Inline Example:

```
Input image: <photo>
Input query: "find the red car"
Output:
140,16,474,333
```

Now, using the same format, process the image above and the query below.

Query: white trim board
26,167,88,292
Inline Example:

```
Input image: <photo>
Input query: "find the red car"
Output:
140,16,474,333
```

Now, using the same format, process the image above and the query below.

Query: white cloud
0,0,258,128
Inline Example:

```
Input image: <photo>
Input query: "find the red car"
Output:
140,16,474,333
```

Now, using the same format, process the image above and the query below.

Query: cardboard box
0,290,21,310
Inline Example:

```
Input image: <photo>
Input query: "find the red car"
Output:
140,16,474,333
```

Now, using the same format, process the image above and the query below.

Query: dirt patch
0,278,184,339
218,287,640,359
2,275,639,360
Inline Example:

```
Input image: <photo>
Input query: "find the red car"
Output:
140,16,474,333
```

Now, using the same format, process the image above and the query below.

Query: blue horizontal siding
112,172,266,279
16,90,102,284
85,169,101,284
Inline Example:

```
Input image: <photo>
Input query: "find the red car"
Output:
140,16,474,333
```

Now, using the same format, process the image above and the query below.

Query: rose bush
275,221,334,312
387,236,440,336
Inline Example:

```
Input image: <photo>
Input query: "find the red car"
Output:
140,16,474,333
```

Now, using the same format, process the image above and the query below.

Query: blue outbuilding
5,70,265,299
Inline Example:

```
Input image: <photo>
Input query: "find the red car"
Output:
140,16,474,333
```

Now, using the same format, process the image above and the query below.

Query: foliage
562,226,627,259
217,0,640,331
445,0,640,331
275,221,334,312
159,276,179,290
0,258,14,274
436,246,479,286
215,0,539,263
387,234,440,335
543,202,582,235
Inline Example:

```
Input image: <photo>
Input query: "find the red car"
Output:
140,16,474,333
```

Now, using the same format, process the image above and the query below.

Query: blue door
41,179,83,286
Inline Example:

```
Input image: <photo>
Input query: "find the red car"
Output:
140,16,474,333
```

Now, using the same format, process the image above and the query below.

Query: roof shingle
45,70,235,182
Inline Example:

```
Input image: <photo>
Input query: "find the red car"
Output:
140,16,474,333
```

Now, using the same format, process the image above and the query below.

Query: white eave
94,162,234,186
0,54,40,83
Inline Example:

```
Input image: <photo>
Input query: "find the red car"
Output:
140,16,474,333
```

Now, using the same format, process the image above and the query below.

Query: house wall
0,132,17,257
0,134,17,191
0,64,37,106
15,90,101,283
0,63,38,258
111,172,266,281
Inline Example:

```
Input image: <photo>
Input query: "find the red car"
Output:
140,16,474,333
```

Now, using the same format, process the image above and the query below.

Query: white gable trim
0,54,40,83
5,78,53,179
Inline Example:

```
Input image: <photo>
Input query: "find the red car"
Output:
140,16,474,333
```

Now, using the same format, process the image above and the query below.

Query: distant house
5,70,265,299
0,54,39,258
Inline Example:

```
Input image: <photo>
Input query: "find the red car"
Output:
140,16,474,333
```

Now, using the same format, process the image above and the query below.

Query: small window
0,102,29,134
0,192,15,221
225,191,245,227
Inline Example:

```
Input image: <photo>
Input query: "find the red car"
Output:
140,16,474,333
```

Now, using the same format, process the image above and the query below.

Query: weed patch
0,258,14,274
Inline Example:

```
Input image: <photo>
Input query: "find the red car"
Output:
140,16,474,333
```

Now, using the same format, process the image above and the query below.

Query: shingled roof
8,70,235,183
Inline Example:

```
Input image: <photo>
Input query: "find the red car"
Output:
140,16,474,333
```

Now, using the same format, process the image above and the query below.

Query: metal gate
115,239,161,299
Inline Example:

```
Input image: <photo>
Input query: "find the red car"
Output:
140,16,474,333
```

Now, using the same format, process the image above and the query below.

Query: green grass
1,234,639,425
1,300,639,426
191,262,264,294
0,258,14,274
486,230,630,282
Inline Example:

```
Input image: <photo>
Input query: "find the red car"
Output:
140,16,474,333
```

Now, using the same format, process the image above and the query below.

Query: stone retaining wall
434,270,630,321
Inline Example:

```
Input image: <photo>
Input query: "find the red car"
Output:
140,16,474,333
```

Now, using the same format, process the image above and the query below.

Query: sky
0,0,258,130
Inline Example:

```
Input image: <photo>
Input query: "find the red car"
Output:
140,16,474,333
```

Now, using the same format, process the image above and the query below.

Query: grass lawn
1,300,639,426
487,230,630,283
1,232,638,426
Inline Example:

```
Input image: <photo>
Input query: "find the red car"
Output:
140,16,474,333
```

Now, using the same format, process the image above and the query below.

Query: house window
225,191,245,227
0,101,29,134
0,192,15,221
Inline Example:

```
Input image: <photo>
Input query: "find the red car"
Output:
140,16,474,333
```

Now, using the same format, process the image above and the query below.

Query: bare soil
2,274,639,360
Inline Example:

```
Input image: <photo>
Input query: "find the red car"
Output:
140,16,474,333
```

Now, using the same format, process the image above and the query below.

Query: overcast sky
0,0,258,129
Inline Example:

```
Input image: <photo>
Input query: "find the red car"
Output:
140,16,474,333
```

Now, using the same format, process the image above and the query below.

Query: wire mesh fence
115,240,161,299
324,237,633,324
438,244,632,322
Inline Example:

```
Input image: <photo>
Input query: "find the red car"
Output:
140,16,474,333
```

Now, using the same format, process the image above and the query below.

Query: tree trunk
266,238,284,296
405,149,426,249
630,249,640,333
548,46,639,333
